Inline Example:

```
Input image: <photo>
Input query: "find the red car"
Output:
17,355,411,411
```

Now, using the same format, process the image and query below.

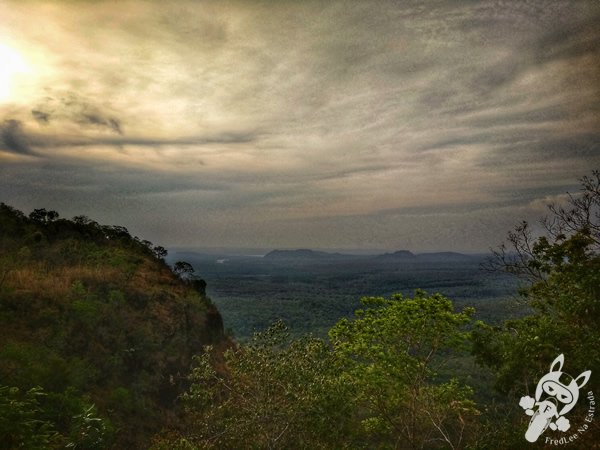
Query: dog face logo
519,354,591,443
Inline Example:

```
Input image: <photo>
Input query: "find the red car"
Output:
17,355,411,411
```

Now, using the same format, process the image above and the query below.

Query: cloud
528,193,572,213
0,114,258,159
533,13,600,63
77,113,122,135
0,0,599,250
0,120,34,155
30,92,124,134
31,110,50,124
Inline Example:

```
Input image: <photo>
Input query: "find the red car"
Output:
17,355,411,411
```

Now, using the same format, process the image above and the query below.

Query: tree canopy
472,171,600,445
156,292,478,450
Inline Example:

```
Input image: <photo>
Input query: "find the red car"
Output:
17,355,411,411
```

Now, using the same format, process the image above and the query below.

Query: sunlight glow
0,43,30,102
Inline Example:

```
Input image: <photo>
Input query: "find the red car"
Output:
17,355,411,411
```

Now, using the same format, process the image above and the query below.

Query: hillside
0,204,226,448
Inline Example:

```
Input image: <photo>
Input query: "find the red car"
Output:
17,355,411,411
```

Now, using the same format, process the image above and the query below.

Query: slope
0,204,226,449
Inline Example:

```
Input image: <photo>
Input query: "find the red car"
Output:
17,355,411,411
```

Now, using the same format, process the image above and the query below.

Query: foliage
175,321,356,449
66,404,112,450
173,261,195,278
0,384,112,450
473,171,600,444
186,253,518,341
474,172,600,390
330,291,478,450
153,245,168,260
165,292,479,450
0,385,59,450
29,208,59,224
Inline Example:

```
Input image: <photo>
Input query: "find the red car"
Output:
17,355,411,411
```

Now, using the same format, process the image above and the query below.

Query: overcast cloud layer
1,0,599,252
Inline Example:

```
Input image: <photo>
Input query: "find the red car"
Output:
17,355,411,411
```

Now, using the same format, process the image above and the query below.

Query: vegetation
1,172,598,449
0,204,225,448
153,292,477,449
153,172,599,449
471,171,600,445
329,291,478,449
175,253,519,340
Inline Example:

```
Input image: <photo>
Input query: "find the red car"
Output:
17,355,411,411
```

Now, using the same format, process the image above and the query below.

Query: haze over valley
168,248,522,339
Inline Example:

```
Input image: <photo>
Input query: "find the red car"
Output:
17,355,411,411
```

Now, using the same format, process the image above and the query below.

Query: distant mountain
263,248,478,264
264,249,347,260
375,250,417,261
416,252,475,262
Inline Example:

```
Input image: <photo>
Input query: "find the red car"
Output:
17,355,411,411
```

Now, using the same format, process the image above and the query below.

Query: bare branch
485,170,600,281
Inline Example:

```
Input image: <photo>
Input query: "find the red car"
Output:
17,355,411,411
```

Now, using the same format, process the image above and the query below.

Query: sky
0,0,599,252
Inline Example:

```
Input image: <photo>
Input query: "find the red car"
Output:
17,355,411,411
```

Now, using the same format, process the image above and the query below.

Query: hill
0,204,226,448
416,252,476,262
264,249,350,261
263,248,477,264
374,250,417,261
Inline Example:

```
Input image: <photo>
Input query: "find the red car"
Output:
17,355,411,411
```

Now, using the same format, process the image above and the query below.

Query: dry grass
5,264,125,298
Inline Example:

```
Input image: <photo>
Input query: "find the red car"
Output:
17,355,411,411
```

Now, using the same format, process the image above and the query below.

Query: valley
168,249,525,340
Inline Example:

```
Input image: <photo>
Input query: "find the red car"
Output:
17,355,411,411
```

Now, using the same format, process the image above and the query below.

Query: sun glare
0,43,30,102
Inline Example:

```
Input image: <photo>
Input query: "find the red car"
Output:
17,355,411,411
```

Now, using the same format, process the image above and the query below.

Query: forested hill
0,203,226,448
264,248,480,263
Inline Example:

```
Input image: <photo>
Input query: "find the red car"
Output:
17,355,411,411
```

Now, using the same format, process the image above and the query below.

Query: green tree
329,291,478,450
0,385,59,450
472,171,600,445
167,292,479,450
173,261,195,279
29,208,59,223
0,385,111,450
66,404,112,450
153,245,168,260
173,321,356,449
474,172,600,390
